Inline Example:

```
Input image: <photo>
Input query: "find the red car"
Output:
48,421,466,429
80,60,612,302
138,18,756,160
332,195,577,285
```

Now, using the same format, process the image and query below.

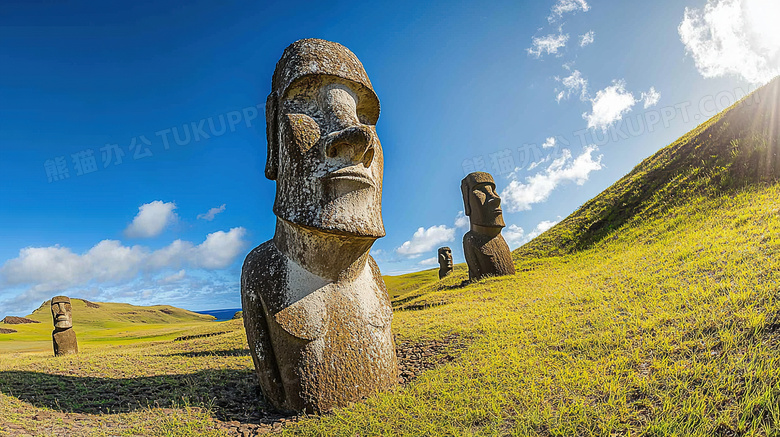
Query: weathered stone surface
438,247,453,279
2,316,40,324
241,38,398,414
461,172,516,281
51,295,78,356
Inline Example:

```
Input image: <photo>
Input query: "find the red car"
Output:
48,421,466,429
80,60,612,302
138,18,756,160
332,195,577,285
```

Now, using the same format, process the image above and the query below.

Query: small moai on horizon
461,172,516,282
240,38,398,414
438,246,453,279
51,296,78,356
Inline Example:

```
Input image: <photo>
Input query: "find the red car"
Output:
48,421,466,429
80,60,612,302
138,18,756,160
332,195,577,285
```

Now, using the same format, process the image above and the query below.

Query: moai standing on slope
241,39,398,414
438,246,453,279
461,172,516,282
51,296,78,356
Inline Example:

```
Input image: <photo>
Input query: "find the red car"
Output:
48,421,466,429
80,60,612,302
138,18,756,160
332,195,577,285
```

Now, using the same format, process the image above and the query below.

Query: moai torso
52,328,78,356
242,242,396,413
463,231,515,281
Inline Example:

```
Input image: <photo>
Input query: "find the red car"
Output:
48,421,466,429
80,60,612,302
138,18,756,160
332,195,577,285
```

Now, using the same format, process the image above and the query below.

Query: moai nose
324,125,376,168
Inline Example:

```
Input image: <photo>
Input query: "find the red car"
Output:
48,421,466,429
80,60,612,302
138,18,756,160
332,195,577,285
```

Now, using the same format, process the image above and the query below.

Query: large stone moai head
461,172,505,229
241,39,397,415
461,172,515,282
51,296,78,356
265,38,384,238
438,246,453,279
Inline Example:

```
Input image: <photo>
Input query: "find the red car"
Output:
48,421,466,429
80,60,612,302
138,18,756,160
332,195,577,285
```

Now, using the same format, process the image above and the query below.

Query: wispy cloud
528,33,569,58
417,257,439,267
556,69,589,102
501,146,603,212
641,87,661,108
502,220,561,250
679,0,780,84
579,30,595,47
549,0,590,22
124,201,178,238
197,204,226,221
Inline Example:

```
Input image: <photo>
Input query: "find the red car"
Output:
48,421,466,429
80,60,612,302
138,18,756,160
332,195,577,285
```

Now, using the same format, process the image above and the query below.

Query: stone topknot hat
461,172,496,216
265,38,380,180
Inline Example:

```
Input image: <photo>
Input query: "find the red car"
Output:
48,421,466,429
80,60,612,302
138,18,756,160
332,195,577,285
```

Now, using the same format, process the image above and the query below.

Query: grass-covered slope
518,76,780,258
0,299,214,353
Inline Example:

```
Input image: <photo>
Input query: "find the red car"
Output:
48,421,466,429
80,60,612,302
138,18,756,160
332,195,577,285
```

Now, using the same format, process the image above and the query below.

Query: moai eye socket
282,113,322,155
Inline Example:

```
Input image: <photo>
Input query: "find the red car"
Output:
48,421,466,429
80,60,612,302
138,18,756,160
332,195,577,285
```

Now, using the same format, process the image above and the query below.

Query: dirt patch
0,328,17,334
395,333,462,384
81,299,100,308
2,316,40,325
174,331,228,342
159,308,174,315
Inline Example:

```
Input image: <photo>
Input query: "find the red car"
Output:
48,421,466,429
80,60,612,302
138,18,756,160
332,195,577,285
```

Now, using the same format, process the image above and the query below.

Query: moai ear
461,178,471,216
265,93,279,181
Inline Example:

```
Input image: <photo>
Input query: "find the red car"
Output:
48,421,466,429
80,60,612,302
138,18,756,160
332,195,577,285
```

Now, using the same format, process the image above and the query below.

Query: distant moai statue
241,39,398,413
51,296,78,356
461,172,516,281
438,247,453,279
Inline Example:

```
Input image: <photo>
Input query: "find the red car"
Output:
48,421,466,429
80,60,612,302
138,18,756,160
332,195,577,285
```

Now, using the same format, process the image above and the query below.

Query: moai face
461,172,506,228
266,39,385,238
51,296,73,330
438,247,453,269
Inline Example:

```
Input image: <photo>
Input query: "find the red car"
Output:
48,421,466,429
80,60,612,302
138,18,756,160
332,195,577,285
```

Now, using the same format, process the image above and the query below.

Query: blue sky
1,0,778,315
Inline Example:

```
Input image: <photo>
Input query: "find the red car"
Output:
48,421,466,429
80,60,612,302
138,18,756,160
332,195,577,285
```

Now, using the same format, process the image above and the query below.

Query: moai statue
241,39,398,414
438,247,453,279
51,296,78,356
461,172,516,281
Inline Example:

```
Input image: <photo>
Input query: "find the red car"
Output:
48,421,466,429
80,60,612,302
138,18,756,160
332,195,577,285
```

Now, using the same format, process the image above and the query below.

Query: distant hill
24,298,214,328
517,76,780,258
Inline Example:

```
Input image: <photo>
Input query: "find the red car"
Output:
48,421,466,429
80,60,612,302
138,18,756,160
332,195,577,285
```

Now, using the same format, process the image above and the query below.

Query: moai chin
438,247,453,279
51,296,78,356
241,39,398,414
461,172,516,281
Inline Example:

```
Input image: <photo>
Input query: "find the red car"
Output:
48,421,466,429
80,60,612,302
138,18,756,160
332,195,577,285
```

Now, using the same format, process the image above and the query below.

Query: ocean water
193,308,242,322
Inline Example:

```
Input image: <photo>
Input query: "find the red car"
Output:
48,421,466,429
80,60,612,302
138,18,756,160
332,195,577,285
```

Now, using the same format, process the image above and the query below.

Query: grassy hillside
384,264,467,300
1,80,779,436
0,299,214,353
518,76,780,258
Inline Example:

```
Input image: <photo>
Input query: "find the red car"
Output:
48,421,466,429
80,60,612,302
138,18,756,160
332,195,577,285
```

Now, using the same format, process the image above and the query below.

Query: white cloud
396,225,456,258
549,0,590,22
582,80,637,131
542,137,556,149
502,220,561,250
418,257,439,267
197,204,226,221
556,69,588,102
579,30,595,47
526,220,559,241
455,211,469,229
679,0,780,84
159,269,186,284
124,201,178,238
503,225,526,250
501,146,603,212
528,33,569,58
641,87,661,108
0,228,248,307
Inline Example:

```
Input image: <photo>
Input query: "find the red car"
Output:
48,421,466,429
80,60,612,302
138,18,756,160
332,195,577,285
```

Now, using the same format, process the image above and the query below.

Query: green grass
1,79,779,436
